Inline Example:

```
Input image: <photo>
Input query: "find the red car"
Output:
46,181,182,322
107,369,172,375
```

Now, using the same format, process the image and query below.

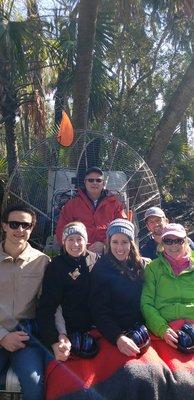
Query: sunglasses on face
85,178,104,183
7,221,33,230
162,238,185,245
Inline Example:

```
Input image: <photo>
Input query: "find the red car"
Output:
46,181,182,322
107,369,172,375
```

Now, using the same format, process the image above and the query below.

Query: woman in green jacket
141,222,194,347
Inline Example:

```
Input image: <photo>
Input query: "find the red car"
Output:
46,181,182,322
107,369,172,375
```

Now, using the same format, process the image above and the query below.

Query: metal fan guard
2,130,161,249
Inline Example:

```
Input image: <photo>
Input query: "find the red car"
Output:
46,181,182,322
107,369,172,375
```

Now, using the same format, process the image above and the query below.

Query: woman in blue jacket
89,219,171,400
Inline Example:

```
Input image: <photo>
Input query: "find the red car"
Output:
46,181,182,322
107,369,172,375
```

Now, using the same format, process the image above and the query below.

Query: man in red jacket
56,167,128,254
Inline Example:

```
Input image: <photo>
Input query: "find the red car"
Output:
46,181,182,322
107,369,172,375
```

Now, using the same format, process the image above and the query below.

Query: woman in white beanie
37,221,97,362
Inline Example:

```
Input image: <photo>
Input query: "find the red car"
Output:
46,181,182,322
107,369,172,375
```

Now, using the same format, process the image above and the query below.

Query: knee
21,374,44,400
124,362,164,387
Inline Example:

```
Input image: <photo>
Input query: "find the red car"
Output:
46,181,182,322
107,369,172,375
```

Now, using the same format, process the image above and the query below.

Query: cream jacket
0,242,50,340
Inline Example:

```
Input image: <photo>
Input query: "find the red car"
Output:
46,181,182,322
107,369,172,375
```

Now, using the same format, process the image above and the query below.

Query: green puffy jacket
141,251,194,337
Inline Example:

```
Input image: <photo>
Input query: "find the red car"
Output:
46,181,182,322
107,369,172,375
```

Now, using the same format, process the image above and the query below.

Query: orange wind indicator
127,210,133,221
56,112,74,147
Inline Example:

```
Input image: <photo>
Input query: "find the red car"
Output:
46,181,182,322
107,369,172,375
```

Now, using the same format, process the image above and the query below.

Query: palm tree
0,1,28,175
52,0,114,128
72,0,100,129
144,0,194,172
26,0,46,140
0,0,50,175
146,57,194,172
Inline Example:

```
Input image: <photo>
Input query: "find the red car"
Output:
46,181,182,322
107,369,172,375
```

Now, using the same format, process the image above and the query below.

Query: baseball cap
85,166,104,178
145,206,165,220
161,223,186,239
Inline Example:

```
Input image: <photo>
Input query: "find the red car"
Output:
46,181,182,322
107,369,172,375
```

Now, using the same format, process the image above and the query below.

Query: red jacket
55,189,127,245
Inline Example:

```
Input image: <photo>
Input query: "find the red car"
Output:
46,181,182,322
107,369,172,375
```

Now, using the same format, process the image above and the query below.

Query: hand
88,241,104,254
52,334,71,362
116,334,140,357
163,327,178,348
0,331,29,352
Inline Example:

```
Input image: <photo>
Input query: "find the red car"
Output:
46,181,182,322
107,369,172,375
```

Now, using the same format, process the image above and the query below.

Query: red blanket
45,329,194,400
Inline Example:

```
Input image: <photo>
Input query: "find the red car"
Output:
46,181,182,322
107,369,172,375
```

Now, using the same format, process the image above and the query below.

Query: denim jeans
0,319,53,400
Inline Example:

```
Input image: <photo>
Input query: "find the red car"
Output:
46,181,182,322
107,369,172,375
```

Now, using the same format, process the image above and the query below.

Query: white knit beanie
62,222,88,243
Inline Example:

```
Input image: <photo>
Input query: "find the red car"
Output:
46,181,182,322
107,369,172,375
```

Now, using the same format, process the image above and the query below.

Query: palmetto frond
0,13,29,76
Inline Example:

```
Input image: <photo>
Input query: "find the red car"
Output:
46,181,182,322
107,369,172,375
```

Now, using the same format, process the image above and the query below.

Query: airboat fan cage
3,130,161,249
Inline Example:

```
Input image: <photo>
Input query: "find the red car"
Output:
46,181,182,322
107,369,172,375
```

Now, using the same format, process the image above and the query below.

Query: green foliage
0,157,7,174
0,0,194,202
0,7,32,78
157,133,194,200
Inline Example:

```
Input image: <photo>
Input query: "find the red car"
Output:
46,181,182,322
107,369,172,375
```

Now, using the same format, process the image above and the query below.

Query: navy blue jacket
140,237,157,260
90,253,144,345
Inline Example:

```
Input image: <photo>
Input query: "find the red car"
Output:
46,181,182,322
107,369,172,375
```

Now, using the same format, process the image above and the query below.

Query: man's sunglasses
162,238,185,245
85,178,104,183
7,221,33,230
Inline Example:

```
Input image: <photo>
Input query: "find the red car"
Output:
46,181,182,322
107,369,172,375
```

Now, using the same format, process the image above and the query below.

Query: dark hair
1,204,36,226
107,239,144,279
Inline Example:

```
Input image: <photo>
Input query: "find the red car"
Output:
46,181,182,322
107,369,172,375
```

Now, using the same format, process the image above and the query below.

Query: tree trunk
26,0,46,139
180,115,188,145
0,56,19,176
2,89,19,176
146,57,194,173
54,70,70,126
21,103,31,152
54,72,65,126
73,0,100,130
